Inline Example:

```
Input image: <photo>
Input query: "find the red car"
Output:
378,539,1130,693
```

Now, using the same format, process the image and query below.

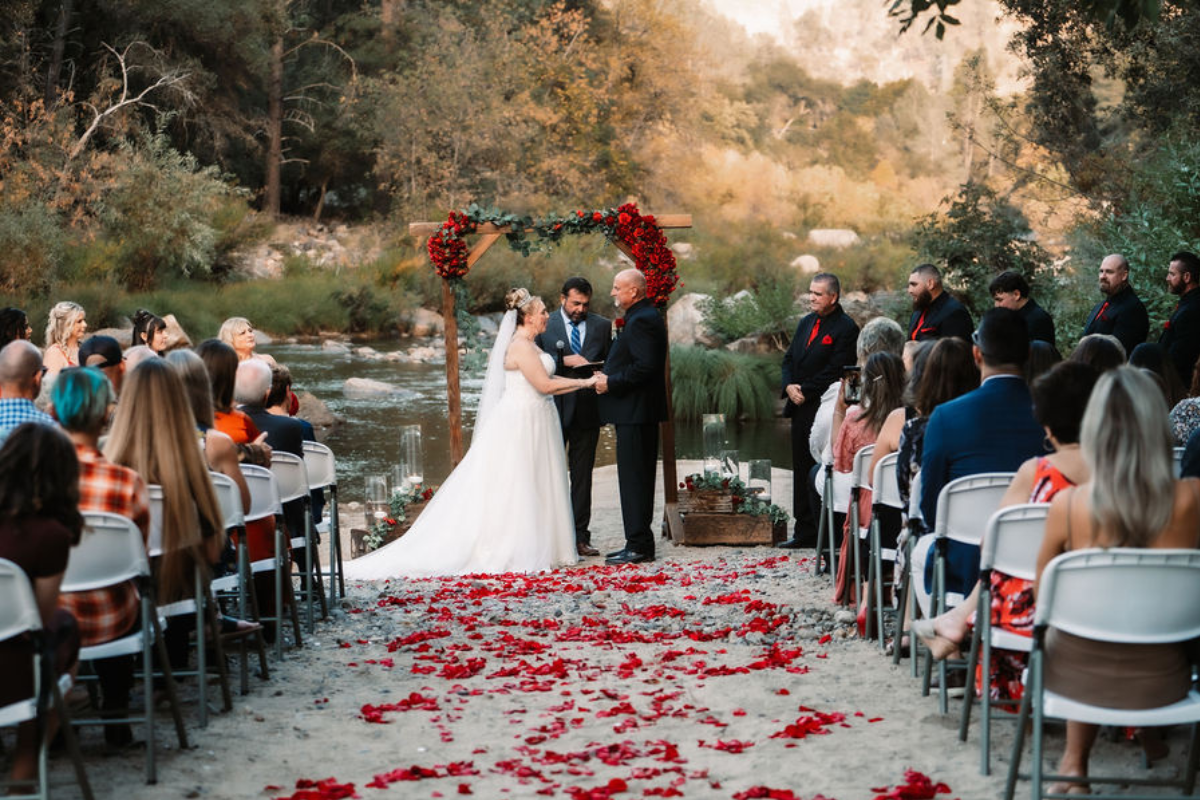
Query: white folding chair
62,511,188,784
302,440,343,605
1174,446,1185,478
241,465,301,660
847,444,875,608
956,503,1049,774
1005,548,1200,800
867,451,902,649
271,452,326,633
925,472,1015,713
0,559,93,800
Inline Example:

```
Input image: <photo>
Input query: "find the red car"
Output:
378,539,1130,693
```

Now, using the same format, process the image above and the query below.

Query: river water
261,339,793,502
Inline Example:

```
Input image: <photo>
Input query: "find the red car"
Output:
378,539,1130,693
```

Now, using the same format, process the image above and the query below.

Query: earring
1043,435,1053,452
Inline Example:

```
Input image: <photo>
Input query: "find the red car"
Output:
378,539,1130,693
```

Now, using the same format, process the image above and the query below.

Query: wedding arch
408,203,692,517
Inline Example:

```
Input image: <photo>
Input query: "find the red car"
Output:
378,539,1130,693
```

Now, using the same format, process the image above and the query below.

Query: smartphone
842,366,862,404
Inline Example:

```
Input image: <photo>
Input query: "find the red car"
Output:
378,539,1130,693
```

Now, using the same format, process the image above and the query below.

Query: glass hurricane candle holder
400,424,423,486
748,459,772,504
702,413,726,477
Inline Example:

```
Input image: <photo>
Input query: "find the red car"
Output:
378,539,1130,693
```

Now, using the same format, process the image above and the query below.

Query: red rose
615,318,625,329
821,334,833,345
592,211,603,222
1165,320,1172,329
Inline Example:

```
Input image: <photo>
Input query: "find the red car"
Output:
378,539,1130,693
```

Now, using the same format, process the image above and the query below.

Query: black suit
536,309,612,545
1019,298,1056,345
1160,288,1200,384
597,298,667,556
780,306,859,540
907,291,974,342
1082,283,1149,355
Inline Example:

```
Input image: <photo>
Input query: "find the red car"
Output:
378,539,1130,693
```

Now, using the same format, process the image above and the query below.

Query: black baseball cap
78,335,122,369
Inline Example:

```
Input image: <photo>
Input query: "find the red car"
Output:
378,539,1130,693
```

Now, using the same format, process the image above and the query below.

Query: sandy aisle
53,464,1186,800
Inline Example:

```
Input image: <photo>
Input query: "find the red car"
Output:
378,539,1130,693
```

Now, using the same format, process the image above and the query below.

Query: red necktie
911,311,926,341
806,318,821,347
1094,301,1109,324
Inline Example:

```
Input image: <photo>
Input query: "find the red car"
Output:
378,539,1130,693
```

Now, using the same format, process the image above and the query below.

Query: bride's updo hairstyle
505,287,542,325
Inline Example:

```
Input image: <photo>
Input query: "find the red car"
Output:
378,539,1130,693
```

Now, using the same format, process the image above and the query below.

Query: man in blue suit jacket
596,269,668,564
535,277,612,556
920,307,1045,593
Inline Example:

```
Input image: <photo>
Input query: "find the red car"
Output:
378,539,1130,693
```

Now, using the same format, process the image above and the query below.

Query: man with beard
906,264,973,342
536,277,611,557
779,273,859,549
1159,251,1200,384
1082,253,1148,356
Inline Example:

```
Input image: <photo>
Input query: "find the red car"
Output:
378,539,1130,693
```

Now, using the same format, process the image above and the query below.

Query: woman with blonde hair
1035,366,1200,793
218,317,276,366
104,359,225,605
42,301,87,379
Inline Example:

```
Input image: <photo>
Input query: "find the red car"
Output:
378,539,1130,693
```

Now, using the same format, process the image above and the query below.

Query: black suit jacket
1160,288,1200,383
536,309,612,429
780,306,859,417
597,299,667,425
1083,283,1149,355
907,291,974,342
242,405,306,457
1019,298,1056,345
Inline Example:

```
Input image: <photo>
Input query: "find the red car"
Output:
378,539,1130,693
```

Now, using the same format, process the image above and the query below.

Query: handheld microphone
555,340,565,369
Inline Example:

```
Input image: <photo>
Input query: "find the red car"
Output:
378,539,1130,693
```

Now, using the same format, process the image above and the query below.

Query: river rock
296,391,341,431
342,378,416,398
322,340,351,354
355,346,380,359
409,308,444,337
666,292,717,347
407,346,440,363
476,313,501,336
90,327,133,347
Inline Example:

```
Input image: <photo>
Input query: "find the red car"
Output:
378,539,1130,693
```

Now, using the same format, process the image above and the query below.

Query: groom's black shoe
606,550,654,565
606,548,627,559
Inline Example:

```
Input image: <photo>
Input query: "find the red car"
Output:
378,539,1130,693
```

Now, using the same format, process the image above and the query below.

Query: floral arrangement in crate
363,483,436,552
679,473,788,524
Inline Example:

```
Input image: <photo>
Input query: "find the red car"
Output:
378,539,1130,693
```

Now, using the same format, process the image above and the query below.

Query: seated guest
236,359,304,457
79,335,126,396
219,317,277,366
42,301,87,380
131,309,168,355
0,340,55,442
918,308,1045,602
913,361,1099,703
0,307,32,349
1025,339,1061,385
122,345,158,372
50,367,149,747
869,341,934,488
104,360,226,666
1070,333,1125,372
830,351,906,606
1170,361,1200,446
1129,341,1186,408
0,423,82,784
264,365,324,522
1035,366,1200,794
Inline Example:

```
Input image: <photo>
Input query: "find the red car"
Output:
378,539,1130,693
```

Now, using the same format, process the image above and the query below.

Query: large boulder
725,334,780,355
667,292,718,347
790,254,821,275
296,391,342,435
90,327,133,348
409,308,444,338
342,378,419,399
806,229,860,249
160,314,191,352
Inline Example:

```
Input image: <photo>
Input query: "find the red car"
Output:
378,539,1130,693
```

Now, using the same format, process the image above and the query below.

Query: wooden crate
676,489,733,514
669,507,786,546
350,502,427,558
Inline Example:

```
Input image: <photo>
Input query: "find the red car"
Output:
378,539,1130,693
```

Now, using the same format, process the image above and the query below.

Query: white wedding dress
344,348,578,579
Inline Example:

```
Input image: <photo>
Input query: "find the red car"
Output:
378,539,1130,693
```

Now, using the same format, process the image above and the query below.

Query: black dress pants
614,423,659,556
790,400,820,542
563,424,600,545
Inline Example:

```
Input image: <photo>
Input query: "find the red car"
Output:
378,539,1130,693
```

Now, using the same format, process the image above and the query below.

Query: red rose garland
426,203,680,307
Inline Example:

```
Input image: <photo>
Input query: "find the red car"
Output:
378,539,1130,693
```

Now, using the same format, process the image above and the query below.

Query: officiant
536,276,612,557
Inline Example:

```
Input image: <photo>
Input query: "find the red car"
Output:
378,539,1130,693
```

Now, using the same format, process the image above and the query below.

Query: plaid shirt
58,444,151,646
0,398,56,443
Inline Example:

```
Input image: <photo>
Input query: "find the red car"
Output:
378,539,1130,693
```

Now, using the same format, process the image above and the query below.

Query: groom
595,268,668,565
535,276,612,557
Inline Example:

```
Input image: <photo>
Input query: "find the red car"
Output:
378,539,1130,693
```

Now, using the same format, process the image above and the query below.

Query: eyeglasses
36,366,47,378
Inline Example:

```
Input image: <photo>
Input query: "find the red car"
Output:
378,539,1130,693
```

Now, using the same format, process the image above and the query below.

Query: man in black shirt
1081,254,1148,355
988,270,1056,345
906,264,973,342
1160,251,1200,385
780,273,858,548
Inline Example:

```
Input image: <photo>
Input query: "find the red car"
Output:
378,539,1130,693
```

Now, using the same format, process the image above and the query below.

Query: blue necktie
570,322,582,355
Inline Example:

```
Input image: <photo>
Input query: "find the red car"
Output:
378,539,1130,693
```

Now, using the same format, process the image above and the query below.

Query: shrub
699,279,800,347
670,346,777,421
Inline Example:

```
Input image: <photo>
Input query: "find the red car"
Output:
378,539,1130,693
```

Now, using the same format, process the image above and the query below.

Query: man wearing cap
79,335,126,395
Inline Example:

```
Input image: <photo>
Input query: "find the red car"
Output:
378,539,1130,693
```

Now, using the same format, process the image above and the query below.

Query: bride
344,287,597,579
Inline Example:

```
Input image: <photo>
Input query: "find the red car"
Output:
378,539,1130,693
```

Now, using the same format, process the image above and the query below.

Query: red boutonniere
821,334,833,345
613,318,625,339
1164,319,1172,330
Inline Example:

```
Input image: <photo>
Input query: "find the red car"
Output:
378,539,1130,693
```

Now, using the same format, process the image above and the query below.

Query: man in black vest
1160,251,1200,385
535,277,612,557
779,273,859,548
1082,253,1148,355
596,269,668,565
906,263,973,342
988,270,1056,345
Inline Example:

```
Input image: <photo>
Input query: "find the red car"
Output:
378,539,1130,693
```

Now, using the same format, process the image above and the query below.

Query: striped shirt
58,444,150,647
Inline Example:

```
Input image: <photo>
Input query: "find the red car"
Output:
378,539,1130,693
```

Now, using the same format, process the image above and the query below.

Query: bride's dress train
343,351,578,579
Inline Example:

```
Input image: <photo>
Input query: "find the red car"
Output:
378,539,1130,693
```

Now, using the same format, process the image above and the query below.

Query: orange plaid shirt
58,443,151,646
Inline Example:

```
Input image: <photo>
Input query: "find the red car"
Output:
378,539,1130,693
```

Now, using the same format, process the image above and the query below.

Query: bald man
595,269,668,565
0,340,56,442
1082,253,1148,355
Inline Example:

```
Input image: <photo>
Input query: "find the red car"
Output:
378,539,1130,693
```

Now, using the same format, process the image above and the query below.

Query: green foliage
910,182,1051,316
680,472,789,523
699,280,800,347
669,346,777,422
0,204,65,296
